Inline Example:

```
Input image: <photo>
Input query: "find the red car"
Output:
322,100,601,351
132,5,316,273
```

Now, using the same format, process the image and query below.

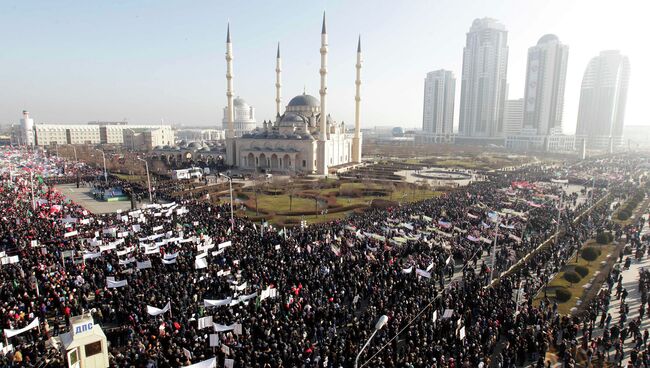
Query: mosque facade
223,14,363,174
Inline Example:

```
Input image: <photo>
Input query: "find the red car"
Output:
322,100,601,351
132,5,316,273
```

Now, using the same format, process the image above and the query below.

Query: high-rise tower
459,18,509,138
576,50,630,150
522,34,569,135
422,70,455,135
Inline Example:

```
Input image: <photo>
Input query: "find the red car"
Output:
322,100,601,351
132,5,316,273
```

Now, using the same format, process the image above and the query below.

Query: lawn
233,180,443,227
113,173,147,183
536,241,616,315
249,194,316,213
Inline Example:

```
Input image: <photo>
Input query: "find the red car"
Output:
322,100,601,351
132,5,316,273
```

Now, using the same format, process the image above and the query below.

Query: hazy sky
0,0,647,133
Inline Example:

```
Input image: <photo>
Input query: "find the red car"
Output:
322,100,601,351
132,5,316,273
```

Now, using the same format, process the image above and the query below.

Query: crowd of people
0,148,646,367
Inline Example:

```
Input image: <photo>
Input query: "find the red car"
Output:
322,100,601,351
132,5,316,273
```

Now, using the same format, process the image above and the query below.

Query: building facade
223,15,362,174
12,112,174,147
523,34,569,135
422,70,455,139
459,18,509,138
123,128,174,151
221,97,256,137
502,98,524,136
576,50,630,150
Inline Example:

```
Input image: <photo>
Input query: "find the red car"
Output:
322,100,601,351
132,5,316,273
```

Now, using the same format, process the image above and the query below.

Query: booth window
85,341,102,357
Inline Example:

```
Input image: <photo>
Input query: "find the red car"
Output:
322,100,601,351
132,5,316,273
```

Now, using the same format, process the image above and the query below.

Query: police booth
58,315,109,368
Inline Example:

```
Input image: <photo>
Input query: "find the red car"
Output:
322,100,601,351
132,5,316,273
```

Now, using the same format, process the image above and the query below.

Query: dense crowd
0,149,646,367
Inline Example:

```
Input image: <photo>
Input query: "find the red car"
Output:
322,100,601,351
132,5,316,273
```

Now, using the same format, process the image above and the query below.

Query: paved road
54,184,134,214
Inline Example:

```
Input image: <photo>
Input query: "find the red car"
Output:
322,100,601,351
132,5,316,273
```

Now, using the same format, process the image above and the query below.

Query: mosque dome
287,94,320,107
233,97,249,107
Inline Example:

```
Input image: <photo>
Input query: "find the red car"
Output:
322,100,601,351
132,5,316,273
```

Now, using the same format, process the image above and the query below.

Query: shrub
596,231,615,244
618,210,631,221
582,247,600,263
555,288,572,303
563,271,582,284
574,265,589,278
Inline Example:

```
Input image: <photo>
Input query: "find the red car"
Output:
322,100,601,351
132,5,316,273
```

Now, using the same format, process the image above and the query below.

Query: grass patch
113,174,146,183
536,242,615,315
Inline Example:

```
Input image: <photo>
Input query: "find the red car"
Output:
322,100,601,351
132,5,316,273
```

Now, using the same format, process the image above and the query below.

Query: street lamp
219,173,235,233
489,211,500,283
355,315,389,368
93,148,108,184
138,157,153,203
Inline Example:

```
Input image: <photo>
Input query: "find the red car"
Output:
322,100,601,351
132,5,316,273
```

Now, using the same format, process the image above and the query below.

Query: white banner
99,243,117,253
164,252,180,260
137,260,152,270
195,258,208,269
147,301,171,316
116,246,135,257
186,357,216,368
119,257,135,265
402,266,413,274
64,230,78,238
218,240,232,250
83,251,101,260
204,297,232,307
415,268,432,279
107,279,128,288
162,258,177,265
3,318,39,338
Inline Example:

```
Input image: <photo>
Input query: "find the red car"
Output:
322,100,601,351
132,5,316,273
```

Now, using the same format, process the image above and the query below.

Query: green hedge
596,231,615,244
574,265,589,277
563,271,582,284
581,247,601,262
555,288,572,303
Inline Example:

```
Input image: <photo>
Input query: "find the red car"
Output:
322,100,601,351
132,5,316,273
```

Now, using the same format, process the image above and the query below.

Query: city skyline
0,0,647,132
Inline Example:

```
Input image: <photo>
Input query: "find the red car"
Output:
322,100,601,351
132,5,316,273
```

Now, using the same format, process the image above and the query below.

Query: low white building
123,127,174,151
11,111,174,147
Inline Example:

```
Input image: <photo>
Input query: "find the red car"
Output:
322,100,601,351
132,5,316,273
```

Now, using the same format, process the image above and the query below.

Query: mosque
223,14,363,175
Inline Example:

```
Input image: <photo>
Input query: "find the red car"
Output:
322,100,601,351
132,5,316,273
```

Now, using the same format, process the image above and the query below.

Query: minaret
275,43,282,117
316,12,329,175
225,23,237,166
352,36,363,163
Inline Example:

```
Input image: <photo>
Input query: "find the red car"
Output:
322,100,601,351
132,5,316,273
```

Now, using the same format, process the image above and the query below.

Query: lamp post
71,145,77,162
489,212,499,283
93,148,108,184
138,157,153,203
554,195,563,246
219,173,235,233
355,315,389,368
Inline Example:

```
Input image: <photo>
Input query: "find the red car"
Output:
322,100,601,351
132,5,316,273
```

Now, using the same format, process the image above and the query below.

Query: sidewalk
592,216,650,366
